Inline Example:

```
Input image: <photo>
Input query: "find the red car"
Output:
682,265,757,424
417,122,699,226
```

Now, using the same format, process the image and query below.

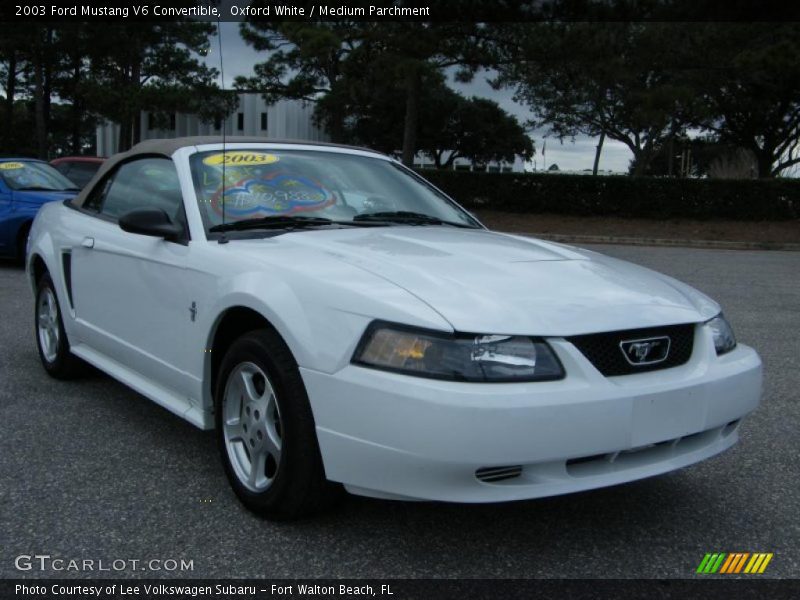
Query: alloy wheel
222,362,283,492
37,287,60,363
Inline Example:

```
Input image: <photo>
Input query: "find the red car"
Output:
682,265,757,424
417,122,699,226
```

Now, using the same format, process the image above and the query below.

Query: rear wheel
35,273,86,379
214,328,341,519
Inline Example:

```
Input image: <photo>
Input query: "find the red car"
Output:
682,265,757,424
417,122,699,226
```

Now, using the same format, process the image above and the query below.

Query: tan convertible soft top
72,136,385,208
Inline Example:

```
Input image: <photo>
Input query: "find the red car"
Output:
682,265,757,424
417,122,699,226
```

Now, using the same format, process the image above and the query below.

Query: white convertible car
27,137,762,519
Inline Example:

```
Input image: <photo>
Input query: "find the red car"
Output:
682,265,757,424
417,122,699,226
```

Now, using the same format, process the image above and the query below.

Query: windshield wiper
208,214,382,234
353,211,477,228
208,212,477,234
209,215,336,233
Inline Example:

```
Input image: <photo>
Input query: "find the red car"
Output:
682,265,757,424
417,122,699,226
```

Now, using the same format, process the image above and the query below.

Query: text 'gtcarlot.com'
14,554,194,572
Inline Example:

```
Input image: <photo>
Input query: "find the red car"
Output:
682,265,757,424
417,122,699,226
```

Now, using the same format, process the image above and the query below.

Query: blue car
0,158,80,260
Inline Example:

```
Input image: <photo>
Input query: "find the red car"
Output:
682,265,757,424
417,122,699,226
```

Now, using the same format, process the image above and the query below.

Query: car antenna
215,5,229,244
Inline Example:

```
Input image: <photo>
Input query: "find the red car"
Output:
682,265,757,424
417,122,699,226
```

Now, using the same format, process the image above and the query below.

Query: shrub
418,170,800,221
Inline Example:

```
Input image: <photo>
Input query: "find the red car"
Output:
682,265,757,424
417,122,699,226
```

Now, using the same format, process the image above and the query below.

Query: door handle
81,237,95,248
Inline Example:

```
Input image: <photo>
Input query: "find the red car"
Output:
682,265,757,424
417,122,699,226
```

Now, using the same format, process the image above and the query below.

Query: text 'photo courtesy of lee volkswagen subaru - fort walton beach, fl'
26,138,761,519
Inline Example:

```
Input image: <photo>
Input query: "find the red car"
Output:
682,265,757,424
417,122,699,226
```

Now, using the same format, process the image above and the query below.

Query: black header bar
3,0,800,22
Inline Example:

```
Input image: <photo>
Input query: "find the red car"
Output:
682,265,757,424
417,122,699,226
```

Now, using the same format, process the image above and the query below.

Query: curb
516,232,800,251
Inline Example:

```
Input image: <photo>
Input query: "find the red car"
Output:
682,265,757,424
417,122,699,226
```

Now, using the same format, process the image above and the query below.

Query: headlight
706,314,737,355
352,322,565,382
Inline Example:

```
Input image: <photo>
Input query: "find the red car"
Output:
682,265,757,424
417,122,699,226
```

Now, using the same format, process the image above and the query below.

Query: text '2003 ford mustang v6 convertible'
26,137,762,519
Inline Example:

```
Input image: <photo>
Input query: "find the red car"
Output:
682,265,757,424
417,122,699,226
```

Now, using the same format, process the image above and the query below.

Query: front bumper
301,326,762,502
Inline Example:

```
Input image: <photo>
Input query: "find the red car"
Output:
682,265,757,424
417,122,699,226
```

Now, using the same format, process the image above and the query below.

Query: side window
100,158,184,224
83,176,111,212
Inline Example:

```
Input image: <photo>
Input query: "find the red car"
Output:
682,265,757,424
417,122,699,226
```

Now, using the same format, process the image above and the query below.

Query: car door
70,157,194,395
0,177,13,254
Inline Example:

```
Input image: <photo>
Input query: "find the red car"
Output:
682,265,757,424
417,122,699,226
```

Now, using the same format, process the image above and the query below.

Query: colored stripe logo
696,552,773,574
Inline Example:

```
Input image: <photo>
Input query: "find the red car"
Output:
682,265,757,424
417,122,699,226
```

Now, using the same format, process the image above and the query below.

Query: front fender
195,258,454,412
203,267,452,372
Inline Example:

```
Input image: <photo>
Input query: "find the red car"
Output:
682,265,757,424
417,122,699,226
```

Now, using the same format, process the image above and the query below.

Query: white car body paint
27,142,762,502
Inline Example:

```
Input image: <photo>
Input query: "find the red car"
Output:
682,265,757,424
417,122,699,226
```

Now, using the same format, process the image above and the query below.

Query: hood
13,189,77,206
259,227,720,336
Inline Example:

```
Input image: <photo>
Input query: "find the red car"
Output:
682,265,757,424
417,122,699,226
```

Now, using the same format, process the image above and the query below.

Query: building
96,93,328,156
96,92,527,173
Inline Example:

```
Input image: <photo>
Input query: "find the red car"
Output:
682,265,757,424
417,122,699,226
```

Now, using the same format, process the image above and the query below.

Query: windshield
0,160,78,191
189,148,479,234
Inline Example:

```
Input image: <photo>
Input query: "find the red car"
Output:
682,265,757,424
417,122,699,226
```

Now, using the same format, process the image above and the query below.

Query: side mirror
119,208,183,241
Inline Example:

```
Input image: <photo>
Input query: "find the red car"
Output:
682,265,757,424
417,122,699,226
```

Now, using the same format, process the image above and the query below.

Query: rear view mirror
118,209,183,242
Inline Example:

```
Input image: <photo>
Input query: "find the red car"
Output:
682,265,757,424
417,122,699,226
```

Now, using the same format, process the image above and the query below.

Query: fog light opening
475,465,523,483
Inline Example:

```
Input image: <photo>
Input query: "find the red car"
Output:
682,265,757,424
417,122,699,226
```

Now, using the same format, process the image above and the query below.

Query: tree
0,24,34,153
85,22,221,151
314,68,532,168
311,51,420,154
0,24,63,159
419,93,534,169
493,22,696,175
236,21,363,142
49,23,98,155
236,18,484,165
2,22,228,158
1,24,105,158
628,135,758,179
687,24,800,178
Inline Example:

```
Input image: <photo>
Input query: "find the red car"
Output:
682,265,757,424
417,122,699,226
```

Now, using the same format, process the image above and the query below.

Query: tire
214,328,341,519
35,272,86,379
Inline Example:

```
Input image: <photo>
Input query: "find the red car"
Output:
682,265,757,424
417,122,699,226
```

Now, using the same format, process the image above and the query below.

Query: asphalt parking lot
1,244,798,579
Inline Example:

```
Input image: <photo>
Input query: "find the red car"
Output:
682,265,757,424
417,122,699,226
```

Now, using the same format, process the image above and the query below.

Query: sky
205,23,634,173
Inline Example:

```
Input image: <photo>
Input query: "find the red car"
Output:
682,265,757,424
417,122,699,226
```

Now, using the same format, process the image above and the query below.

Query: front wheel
214,328,341,519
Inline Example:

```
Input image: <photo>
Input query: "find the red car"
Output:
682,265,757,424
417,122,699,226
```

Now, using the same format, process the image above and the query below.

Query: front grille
567,324,695,376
